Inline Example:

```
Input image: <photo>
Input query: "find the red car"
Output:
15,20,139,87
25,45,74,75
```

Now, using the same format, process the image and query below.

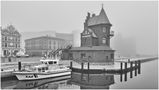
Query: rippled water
1,60,158,89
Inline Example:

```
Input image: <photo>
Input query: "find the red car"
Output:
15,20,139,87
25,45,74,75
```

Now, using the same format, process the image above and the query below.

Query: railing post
18,61,21,71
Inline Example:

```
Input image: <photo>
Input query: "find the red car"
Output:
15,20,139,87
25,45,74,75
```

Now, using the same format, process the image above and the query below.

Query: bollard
18,61,21,71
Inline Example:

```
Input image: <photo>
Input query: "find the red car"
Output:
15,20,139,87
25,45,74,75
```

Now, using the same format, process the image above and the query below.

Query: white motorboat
13,57,71,81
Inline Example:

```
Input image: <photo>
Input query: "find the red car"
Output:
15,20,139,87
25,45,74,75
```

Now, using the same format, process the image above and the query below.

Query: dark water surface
1,60,158,89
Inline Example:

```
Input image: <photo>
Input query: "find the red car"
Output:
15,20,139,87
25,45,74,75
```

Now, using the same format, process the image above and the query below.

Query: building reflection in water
68,72,115,89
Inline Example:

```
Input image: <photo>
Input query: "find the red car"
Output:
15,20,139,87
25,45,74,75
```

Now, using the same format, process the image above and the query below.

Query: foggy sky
1,1,158,55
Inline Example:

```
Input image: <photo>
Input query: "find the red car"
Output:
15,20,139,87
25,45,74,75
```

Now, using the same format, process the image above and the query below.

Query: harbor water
1,59,158,89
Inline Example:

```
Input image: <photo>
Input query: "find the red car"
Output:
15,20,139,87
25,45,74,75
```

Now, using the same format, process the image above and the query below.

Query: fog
1,1,158,56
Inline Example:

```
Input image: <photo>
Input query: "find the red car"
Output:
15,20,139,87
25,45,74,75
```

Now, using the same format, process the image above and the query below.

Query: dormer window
103,27,106,33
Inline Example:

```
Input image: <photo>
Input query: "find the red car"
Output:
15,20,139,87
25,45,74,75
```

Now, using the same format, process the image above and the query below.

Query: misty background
1,1,158,57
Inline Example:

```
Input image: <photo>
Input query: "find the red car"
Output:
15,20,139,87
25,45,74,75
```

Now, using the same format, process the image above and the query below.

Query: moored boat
13,57,71,80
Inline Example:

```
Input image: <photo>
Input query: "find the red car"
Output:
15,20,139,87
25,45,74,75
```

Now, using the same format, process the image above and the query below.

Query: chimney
87,12,90,19
92,13,96,17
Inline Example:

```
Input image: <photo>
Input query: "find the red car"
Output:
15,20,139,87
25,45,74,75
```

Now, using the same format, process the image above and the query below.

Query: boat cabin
33,64,49,72
40,58,59,65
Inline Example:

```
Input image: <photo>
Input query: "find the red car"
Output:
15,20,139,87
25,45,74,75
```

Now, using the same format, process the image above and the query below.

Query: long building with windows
25,36,70,56
1,25,21,57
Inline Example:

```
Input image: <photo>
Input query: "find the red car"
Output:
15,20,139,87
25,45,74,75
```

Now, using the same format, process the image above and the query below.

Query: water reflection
14,75,71,89
2,64,141,89
68,72,115,89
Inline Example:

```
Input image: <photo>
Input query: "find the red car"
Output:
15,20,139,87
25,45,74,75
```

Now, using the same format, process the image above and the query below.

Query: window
5,36,7,41
5,43,7,47
38,68,41,72
102,38,106,44
48,61,53,64
103,27,106,32
111,54,114,59
106,56,108,60
15,44,18,48
81,53,86,59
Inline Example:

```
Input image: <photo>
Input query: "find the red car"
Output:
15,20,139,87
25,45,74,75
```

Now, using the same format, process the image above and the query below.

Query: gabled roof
1,25,21,36
87,7,111,26
71,46,114,51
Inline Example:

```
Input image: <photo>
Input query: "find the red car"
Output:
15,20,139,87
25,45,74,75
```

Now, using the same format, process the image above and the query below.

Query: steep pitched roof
87,7,111,26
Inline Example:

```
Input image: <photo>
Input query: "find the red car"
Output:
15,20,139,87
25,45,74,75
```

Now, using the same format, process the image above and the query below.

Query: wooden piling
120,73,122,82
124,72,127,81
130,62,133,78
70,61,72,69
81,62,84,71
120,62,123,70
138,60,141,74
125,62,127,73
88,62,90,70
135,61,137,76
18,61,21,71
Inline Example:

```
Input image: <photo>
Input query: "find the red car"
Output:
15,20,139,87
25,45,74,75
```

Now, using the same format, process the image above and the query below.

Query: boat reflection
14,75,71,89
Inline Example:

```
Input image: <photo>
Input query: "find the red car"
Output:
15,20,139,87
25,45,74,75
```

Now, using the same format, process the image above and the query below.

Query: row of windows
2,43,20,48
2,36,20,42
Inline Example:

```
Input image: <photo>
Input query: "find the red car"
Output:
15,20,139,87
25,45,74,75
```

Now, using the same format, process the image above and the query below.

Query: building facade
70,6,115,63
25,36,71,56
1,25,21,57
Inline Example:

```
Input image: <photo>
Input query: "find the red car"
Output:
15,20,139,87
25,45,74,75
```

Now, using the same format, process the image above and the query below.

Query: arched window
102,37,106,44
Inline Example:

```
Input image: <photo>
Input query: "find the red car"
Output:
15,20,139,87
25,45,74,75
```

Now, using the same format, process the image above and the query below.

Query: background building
25,36,71,56
70,6,115,63
21,31,74,51
1,25,21,57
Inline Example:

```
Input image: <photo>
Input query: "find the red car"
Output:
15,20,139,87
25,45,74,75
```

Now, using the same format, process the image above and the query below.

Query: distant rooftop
1,24,21,36
25,35,65,41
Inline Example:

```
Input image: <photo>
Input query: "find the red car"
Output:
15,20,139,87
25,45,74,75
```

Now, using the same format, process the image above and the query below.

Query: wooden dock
70,60,141,74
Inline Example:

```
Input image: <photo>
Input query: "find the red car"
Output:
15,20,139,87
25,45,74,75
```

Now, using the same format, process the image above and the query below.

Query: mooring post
88,62,89,70
70,61,72,69
81,62,84,71
120,73,122,82
124,72,127,81
138,60,141,74
120,62,123,70
130,62,133,78
135,61,137,76
18,61,21,71
125,62,127,73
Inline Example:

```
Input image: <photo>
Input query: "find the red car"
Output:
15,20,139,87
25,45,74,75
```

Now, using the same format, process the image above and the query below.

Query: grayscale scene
1,1,158,89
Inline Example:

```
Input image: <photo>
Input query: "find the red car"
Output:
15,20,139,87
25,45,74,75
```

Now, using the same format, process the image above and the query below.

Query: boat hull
14,70,71,80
